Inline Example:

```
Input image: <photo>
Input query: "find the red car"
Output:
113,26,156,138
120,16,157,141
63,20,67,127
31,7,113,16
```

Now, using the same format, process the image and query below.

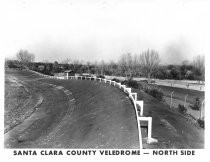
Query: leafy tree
52,61,60,73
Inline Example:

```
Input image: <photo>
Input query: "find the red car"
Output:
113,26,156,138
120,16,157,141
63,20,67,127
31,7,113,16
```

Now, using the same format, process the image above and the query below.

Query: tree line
5,49,205,81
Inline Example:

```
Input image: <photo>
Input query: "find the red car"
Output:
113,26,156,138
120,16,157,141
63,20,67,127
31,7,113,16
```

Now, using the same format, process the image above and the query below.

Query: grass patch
145,88,164,101
111,78,121,83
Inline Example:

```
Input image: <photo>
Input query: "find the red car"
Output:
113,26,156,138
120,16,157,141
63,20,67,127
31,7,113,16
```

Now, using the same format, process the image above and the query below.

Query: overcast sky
1,0,210,64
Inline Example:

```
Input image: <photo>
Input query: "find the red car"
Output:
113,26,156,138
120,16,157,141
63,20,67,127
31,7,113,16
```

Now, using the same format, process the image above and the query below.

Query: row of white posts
67,75,158,149
30,71,158,149
169,91,205,119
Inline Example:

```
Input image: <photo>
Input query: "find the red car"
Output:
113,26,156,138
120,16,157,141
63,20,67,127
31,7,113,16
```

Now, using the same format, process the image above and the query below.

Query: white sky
1,0,210,64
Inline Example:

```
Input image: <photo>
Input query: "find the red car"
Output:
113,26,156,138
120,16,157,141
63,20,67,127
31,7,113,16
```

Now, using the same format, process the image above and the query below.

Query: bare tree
93,61,98,75
100,60,105,75
132,54,141,76
118,53,133,78
16,49,35,63
86,61,91,74
192,55,205,81
139,49,160,82
107,60,116,76
42,59,50,63
61,58,72,64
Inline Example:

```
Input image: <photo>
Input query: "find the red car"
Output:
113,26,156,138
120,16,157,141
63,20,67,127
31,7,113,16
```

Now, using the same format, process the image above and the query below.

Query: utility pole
170,91,174,108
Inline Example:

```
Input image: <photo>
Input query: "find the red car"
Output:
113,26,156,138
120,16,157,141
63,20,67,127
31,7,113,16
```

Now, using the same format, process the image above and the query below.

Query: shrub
138,82,144,90
147,89,163,101
121,80,128,85
190,97,201,111
97,75,105,79
144,87,149,93
121,79,139,89
197,119,204,128
140,80,148,83
112,78,121,83
177,104,187,114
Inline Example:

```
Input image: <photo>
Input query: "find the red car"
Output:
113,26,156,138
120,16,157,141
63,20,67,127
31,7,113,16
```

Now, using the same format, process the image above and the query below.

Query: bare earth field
5,72,43,133
4,70,204,149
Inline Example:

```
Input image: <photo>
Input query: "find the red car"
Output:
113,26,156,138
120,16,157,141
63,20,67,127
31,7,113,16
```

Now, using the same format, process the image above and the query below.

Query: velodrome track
5,70,139,148
5,70,204,149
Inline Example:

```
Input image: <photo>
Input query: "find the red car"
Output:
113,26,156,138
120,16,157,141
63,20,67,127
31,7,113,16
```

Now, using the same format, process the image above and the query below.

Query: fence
67,75,158,147
105,75,205,92
30,70,158,149
166,91,205,120
144,83,205,120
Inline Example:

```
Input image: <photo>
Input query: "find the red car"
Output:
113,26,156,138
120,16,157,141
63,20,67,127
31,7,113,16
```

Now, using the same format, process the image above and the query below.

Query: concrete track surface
5,70,139,148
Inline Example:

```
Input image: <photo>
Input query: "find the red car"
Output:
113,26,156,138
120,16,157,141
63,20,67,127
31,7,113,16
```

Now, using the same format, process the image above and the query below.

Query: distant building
81,73,91,77
53,72,65,77
64,70,75,76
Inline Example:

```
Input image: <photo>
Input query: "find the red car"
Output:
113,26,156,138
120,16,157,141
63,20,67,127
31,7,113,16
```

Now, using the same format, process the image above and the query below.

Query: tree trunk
148,73,151,83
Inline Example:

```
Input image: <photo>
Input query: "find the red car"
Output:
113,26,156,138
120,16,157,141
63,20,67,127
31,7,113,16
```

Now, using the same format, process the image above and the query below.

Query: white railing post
66,72,68,79
184,94,188,108
118,83,121,88
138,116,157,144
109,80,112,85
131,93,137,101
136,100,144,116
148,117,152,139
133,103,143,149
126,88,131,94
121,85,126,91
170,91,174,108
201,100,205,119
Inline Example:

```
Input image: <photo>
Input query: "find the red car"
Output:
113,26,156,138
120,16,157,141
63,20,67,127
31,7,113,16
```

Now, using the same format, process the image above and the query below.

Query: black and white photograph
1,0,209,161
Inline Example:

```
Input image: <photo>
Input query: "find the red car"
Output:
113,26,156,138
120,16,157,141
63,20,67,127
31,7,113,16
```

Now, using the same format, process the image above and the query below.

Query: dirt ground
5,72,43,133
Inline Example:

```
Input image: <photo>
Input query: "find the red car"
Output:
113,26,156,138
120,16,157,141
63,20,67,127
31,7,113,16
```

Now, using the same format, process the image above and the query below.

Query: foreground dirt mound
5,72,43,133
